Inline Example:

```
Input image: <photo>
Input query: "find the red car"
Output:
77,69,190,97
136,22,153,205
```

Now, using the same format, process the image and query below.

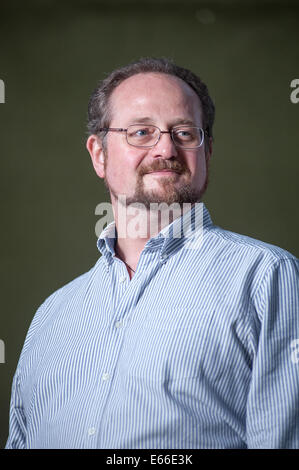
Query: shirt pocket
121,306,217,381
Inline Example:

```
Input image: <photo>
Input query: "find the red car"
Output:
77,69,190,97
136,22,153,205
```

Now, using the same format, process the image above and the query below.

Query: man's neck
113,201,194,271
114,207,163,271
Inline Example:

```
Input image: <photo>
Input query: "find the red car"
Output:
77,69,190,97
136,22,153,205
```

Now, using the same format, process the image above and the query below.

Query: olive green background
0,0,298,448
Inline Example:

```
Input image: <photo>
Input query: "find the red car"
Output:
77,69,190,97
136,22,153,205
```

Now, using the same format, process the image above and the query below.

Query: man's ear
86,134,106,178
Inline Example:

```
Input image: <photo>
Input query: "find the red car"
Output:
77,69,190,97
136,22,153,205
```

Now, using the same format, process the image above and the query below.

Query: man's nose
151,131,178,159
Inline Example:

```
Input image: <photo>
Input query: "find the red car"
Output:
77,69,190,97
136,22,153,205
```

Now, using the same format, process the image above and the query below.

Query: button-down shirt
6,203,299,449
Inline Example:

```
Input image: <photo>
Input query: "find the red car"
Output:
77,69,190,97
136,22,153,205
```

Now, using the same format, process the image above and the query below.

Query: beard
103,149,209,209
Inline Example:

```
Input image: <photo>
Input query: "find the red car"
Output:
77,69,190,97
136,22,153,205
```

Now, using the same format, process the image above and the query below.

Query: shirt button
115,320,123,329
88,427,96,436
119,276,127,283
102,372,110,381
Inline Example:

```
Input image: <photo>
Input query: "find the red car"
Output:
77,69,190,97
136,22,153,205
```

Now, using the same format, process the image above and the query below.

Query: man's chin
107,179,206,208
124,187,203,208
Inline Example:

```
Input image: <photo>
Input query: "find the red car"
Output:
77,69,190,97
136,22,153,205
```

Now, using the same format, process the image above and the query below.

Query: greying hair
87,57,215,142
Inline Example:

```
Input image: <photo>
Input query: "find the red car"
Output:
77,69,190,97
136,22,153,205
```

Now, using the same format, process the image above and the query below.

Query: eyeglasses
98,124,206,149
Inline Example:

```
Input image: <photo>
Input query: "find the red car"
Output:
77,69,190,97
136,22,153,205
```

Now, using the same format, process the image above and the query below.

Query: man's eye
176,130,192,138
135,129,149,136
128,128,150,138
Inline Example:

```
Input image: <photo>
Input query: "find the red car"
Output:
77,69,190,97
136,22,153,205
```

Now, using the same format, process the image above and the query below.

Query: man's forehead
109,72,202,120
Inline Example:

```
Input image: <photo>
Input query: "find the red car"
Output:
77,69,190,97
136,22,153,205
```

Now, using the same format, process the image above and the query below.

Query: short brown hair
87,57,215,141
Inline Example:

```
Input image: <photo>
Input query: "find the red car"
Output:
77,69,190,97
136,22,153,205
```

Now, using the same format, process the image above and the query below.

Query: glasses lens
172,127,203,148
127,125,159,147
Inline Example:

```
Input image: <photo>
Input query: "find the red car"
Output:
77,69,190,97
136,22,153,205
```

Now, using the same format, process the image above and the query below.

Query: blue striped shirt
6,203,299,449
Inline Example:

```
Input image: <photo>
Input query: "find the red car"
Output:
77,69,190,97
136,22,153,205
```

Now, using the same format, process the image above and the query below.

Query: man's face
97,72,211,208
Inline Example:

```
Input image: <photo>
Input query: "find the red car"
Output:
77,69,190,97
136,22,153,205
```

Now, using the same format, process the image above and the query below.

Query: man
6,58,299,449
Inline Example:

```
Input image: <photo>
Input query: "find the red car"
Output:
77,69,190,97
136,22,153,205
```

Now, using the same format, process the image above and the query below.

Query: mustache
139,159,186,176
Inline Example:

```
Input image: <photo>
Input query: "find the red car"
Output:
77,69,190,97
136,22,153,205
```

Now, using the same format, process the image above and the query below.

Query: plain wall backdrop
0,0,298,448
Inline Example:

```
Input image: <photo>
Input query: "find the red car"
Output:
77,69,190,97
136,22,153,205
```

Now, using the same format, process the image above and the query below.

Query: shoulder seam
206,225,296,261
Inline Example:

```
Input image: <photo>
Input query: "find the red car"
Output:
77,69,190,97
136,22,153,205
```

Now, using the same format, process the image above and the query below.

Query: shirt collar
97,202,213,263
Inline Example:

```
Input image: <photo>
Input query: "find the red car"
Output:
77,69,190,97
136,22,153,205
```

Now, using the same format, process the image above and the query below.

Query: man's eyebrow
170,118,197,127
127,117,155,125
127,117,198,127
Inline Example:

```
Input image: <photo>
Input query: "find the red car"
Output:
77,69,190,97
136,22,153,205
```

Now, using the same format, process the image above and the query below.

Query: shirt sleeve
247,257,299,448
5,371,27,449
5,291,61,449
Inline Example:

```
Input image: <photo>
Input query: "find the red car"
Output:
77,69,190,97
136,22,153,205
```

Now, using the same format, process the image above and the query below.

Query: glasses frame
98,124,207,149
